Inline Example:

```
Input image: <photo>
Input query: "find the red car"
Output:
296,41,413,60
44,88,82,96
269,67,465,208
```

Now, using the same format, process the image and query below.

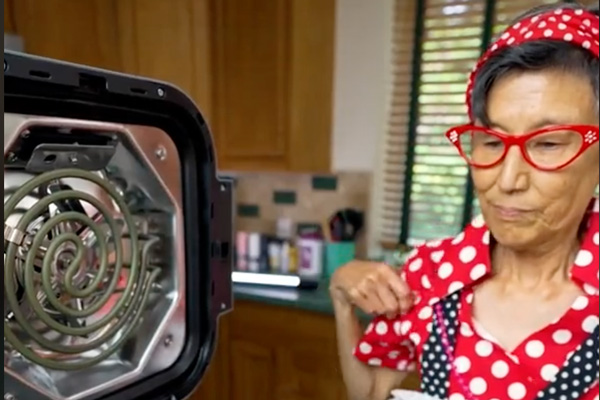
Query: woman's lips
492,205,532,220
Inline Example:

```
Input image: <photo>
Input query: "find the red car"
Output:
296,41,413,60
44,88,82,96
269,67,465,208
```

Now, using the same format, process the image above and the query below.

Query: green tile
237,204,260,218
273,190,296,205
296,223,322,236
312,175,338,191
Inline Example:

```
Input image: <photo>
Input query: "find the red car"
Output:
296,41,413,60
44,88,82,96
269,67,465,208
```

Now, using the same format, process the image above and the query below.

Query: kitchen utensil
328,208,364,242
297,236,324,281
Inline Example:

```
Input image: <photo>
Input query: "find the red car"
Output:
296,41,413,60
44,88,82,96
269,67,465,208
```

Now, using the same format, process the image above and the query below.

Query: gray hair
471,2,600,124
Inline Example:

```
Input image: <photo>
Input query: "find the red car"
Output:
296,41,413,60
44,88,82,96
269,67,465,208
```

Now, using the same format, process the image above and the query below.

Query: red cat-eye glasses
445,124,600,171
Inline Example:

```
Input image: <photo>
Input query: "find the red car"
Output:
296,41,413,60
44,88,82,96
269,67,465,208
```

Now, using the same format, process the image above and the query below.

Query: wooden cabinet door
4,0,15,33
11,0,122,71
189,314,232,400
230,340,277,400
275,340,347,400
116,0,213,122
286,0,335,172
210,0,290,170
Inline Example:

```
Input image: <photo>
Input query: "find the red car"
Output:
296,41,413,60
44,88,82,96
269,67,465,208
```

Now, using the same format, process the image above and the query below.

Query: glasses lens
526,130,583,168
459,128,505,166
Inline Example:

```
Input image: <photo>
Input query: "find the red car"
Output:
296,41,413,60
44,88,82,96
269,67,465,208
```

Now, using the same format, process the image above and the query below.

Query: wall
331,0,394,172
235,172,371,257
234,0,396,257
332,0,396,256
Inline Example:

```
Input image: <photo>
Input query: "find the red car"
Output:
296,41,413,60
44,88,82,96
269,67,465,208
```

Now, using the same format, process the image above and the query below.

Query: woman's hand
329,260,414,318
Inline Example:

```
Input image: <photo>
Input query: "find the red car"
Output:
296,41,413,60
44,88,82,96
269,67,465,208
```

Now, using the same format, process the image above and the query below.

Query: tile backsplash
235,172,371,257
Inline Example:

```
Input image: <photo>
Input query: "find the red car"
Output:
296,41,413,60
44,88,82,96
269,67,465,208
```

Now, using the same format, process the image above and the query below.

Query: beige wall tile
235,172,371,257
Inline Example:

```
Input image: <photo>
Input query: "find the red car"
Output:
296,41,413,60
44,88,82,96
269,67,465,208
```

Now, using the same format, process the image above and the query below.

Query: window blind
404,0,487,244
494,0,565,35
373,0,418,247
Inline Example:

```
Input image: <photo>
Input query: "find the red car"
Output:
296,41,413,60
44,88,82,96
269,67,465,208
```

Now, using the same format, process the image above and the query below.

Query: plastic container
297,237,324,281
324,241,356,278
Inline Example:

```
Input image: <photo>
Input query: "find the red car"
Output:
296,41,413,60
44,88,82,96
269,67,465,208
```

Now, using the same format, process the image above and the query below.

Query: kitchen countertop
233,282,370,320
233,283,336,314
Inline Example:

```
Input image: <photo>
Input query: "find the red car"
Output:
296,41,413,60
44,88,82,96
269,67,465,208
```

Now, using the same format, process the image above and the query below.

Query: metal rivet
157,88,165,97
220,184,226,192
164,335,173,347
5,393,16,400
221,303,227,310
68,153,78,164
20,130,30,139
155,146,167,161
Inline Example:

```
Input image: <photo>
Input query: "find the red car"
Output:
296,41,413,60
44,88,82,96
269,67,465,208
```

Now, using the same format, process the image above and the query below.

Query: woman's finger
360,274,399,317
383,267,414,314
349,286,384,315
375,285,401,318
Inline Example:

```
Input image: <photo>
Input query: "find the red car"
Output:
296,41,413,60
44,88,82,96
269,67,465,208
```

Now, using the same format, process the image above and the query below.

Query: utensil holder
324,242,356,278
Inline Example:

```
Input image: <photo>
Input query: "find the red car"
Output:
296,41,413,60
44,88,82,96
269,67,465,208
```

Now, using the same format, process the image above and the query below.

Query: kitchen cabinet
191,300,421,400
192,300,348,400
6,0,212,123
9,0,123,72
5,0,335,172
210,0,336,172
4,0,15,33
115,0,213,122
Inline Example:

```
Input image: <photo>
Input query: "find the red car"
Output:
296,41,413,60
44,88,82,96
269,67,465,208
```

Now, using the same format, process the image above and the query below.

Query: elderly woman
330,3,599,400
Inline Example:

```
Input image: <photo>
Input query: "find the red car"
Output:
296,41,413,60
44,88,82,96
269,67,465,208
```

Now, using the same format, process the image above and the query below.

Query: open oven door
3,50,233,400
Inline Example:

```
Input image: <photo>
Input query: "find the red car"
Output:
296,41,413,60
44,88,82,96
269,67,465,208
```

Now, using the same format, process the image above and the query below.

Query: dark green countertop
233,283,336,315
233,283,371,322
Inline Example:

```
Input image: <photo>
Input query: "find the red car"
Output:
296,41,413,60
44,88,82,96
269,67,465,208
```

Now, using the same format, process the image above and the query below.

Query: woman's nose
496,146,530,193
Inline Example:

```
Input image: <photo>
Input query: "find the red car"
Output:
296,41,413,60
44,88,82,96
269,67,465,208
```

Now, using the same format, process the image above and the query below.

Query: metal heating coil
4,168,161,371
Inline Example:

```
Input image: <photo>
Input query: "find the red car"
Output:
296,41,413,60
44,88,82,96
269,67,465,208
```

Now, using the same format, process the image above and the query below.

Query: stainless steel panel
4,113,187,400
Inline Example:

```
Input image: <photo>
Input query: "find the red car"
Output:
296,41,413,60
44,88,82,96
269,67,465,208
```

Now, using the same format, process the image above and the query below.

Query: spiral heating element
4,168,162,371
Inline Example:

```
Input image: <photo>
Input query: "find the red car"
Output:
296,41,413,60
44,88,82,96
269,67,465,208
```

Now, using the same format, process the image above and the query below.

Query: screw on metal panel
157,87,165,97
20,130,30,139
220,184,226,192
221,303,227,310
164,335,173,347
68,153,79,164
155,146,167,161
5,393,16,400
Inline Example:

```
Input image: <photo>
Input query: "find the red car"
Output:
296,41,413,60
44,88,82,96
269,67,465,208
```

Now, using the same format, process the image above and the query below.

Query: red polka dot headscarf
466,7,600,121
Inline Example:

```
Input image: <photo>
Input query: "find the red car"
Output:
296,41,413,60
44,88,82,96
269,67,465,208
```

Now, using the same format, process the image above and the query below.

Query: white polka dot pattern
421,293,599,400
354,197,599,400
535,327,599,400
466,8,600,121
421,292,462,399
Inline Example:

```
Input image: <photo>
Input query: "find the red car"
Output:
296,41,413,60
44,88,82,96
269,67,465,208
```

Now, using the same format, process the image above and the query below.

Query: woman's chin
489,224,544,250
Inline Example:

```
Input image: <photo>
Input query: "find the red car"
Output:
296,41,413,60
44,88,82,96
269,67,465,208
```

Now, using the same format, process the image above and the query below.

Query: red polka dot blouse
354,199,599,400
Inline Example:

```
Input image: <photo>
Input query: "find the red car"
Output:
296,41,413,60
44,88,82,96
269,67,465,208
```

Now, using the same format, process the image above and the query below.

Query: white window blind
494,0,564,35
372,0,417,248
373,0,577,249
405,0,487,244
